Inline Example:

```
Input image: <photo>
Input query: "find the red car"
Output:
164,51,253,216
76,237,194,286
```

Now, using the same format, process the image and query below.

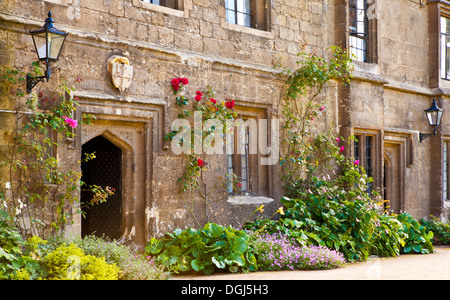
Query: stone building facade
0,0,449,248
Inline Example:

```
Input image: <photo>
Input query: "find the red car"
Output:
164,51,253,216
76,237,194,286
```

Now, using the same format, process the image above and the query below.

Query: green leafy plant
397,213,433,254
420,215,450,245
370,213,406,257
245,185,435,262
0,223,51,280
276,185,380,262
0,221,26,279
146,223,257,275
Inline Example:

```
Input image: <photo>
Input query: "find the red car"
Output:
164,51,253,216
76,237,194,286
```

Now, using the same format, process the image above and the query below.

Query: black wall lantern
420,99,444,142
27,11,68,93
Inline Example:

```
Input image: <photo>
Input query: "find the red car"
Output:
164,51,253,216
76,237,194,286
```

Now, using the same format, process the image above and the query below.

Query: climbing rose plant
165,77,237,228
0,64,113,239
277,45,354,196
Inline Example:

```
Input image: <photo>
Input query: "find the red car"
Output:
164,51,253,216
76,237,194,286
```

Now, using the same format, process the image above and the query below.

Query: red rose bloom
196,91,202,96
225,99,235,109
172,84,180,91
171,78,180,85
180,77,189,85
197,159,204,167
210,98,217,104
195,95,202,101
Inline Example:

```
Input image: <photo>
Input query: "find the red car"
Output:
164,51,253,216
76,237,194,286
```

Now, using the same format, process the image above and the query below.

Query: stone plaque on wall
108,56,133,92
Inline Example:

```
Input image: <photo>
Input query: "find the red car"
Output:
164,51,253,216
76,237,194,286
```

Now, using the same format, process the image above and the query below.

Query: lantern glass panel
31,31,48,60
48,32,66,60
437,110,444,126
427,111,436,126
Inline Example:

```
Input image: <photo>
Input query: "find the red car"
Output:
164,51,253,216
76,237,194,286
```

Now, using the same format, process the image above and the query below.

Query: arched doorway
81,135,122,240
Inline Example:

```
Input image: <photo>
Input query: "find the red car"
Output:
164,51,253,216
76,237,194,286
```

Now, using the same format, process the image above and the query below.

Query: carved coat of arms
108,56,133,92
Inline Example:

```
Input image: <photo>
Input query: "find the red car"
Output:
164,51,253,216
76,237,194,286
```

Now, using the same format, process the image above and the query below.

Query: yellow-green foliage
42,244,120,280
10,269,31,280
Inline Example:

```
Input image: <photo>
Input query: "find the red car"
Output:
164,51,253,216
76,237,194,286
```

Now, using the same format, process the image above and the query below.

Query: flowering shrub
63,116,78,128
249,231,346,271
246,173,434,262
1,220,169,280
258,46,433,262
67,235,169,280
41,243,120,280
277,45,353,195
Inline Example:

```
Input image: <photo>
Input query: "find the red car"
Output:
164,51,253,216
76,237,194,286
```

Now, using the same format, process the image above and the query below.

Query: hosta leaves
146,223,257,274
229,237,247,254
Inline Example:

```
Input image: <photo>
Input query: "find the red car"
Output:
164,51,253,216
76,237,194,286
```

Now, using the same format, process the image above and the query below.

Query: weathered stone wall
335,0,449,220
1,0,449,248
0,0,331,246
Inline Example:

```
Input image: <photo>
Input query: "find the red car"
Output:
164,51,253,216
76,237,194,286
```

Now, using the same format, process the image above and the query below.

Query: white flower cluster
1,182,26,215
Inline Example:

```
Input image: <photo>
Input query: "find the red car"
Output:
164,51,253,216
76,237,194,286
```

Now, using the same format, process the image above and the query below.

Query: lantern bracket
26,59,50,94
419,131,435,143
26,74,46,94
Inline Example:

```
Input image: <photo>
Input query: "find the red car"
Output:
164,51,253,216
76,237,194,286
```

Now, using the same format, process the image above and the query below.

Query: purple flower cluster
249,232,346,271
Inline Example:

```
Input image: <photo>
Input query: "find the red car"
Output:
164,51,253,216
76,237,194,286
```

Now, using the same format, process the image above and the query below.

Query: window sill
43,0,69,5
439,78,450,92
132,0,191,18
353,60,379,74
227,194,274,205
220,19,274,39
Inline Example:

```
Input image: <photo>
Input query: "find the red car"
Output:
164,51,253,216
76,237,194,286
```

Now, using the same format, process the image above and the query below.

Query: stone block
80,0,108,13
110,0,124,17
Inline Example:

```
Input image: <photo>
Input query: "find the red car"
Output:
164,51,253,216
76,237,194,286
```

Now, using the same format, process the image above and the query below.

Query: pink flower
354,160,360,165
336,137,340,142
340,146,345,152
63,116,78,128
319,107,324,111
